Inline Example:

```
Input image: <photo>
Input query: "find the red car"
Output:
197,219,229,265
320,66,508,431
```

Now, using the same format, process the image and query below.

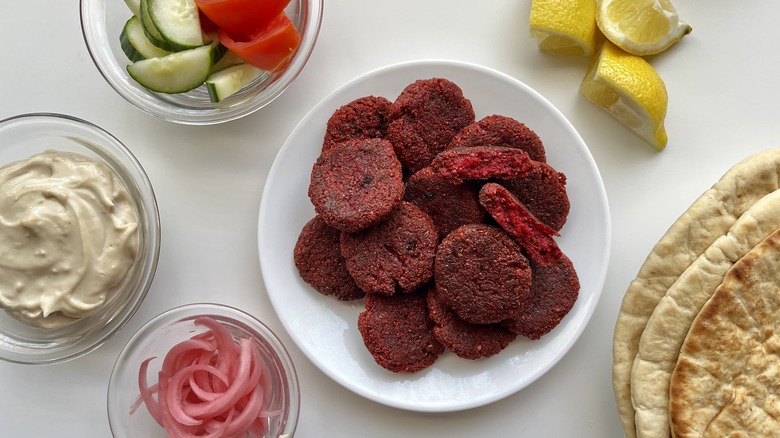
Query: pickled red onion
132,316,274,437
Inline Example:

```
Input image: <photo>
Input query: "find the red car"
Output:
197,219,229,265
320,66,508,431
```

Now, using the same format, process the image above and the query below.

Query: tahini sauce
0,151,139,329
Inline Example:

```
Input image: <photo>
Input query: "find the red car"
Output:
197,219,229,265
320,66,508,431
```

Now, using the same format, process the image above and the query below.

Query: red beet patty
293,216,365,301
426,287,517,360
479,182,563,266
340,202,438,295
501,163,570,232
403,166,484,239
431,146,539,184
322,95,392,152
308,138,404,232
358,290,445,373
386,78,475,173
434,224,532,324
449,114,547,163
502,254,580,340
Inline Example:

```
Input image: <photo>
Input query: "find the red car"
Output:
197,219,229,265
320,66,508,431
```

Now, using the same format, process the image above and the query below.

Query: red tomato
195,0,291,34
219,13,302,72
198,9,219,34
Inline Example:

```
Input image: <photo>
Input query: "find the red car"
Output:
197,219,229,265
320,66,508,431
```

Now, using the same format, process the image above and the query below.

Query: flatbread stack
670,228,780,437
612,148,780,438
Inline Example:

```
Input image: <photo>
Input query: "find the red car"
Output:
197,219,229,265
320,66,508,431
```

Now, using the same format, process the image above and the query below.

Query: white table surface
1,1,776,437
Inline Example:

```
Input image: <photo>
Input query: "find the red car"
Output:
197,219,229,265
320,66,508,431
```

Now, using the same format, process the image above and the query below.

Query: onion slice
131,316,277,437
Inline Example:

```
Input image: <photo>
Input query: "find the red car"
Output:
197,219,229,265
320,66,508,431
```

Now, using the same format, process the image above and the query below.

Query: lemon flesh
580,40,668,150
530,0,597,56
596,0,691,56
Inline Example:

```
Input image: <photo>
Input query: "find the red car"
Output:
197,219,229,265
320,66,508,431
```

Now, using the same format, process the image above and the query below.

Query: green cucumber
148,0,203,51
127,44,213,94
120,16,171,62
205,63,263,102
124,0,141,16
210,42,228,67
139,0,173,51
211,49,243,72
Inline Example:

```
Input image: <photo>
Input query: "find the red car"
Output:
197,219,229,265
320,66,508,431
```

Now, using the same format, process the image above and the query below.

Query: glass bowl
80,0,323,125
0,113,160,365
107,303,299,438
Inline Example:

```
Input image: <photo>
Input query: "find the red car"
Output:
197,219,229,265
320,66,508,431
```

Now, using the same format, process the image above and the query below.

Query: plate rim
258,58,611,412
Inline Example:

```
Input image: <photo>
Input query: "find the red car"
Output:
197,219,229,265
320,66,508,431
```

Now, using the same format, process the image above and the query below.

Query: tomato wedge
195,0,291,34
198,9,219,34
218,13,302,72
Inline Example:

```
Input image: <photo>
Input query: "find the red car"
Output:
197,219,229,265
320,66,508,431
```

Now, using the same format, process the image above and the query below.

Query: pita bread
631,189,780,437
669,228,780,438
612,148,780,438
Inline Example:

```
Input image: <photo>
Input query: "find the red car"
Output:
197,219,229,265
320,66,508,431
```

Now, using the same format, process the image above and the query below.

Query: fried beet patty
431,146,539,184
502,254,580,340
322,95,392,152
386,78,475,173
426,287,517,360
432,143,569,232
479,182,563,266
340,202,438,295
501,163,570,232
404,167,484,239
449,114,547,163
434,224,532,324
358,290,445,373
293,216,365,301
308,138,404,232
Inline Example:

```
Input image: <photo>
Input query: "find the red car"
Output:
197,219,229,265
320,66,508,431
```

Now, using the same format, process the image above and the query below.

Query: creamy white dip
0,150,139,329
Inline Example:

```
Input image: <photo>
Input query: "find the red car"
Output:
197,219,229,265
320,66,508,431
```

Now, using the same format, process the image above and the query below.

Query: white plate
258,59,610,412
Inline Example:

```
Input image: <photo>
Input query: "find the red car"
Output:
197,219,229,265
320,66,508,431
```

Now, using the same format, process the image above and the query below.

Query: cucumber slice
210,42,228,67
124,0,141,16
127,44,213,94
120,16,171,62
211,49,244,72
206,64,263,102
148,0,202,51
139,0,173,51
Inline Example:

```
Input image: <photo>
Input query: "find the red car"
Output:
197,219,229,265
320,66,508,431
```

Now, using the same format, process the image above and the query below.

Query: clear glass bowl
80,0,323,125
107,303,299,438
0,113,160,364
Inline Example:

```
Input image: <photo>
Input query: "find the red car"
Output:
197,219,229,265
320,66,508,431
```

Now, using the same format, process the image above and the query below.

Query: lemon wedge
580,40,668,150
596,0,692,56
529,0,597,56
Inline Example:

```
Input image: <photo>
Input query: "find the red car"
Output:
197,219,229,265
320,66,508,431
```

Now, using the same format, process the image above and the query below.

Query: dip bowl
80,0,323,125
107,303,299,438
0,113,160,365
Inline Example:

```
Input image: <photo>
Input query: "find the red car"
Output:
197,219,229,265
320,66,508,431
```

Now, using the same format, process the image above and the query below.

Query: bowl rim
79,0,324,125
107,302,300,437
0,112,161,365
